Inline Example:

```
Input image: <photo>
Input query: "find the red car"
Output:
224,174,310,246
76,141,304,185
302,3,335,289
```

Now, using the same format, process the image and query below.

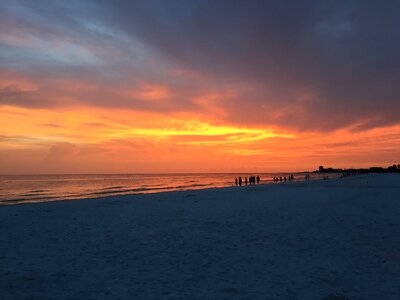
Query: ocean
0,173,327,205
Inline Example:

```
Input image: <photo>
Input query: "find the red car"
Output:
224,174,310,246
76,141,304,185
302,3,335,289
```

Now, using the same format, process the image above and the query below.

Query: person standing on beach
245,177,248,185
257,176,260,184
239,176,242,186
235,178,238,186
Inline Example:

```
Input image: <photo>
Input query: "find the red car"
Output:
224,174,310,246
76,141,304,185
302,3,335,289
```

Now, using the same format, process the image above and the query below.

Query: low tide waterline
0,172,334,205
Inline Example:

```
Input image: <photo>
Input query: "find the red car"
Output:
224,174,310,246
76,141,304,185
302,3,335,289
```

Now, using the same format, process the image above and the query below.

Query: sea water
0,173,330,205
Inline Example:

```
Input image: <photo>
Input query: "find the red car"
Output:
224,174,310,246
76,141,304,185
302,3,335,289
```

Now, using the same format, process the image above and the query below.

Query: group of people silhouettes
235,175,260,186
273,174,295,183
234,173,332,186
234,173,335,186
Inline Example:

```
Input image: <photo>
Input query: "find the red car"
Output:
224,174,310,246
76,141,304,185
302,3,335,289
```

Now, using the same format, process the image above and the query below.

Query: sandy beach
1,174,400,299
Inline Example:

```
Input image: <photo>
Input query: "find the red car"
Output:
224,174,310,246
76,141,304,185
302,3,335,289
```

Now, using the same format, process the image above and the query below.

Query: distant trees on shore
317,164,400,174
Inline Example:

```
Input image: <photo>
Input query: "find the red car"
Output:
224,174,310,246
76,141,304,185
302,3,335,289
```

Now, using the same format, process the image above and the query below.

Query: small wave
135,186,177,192
89,186,174,196
89,190,129,196
21,192,51,197
139,184,164,188
100,186,126,190
29,189,49,193
1,195,59,203
175,183,212,189
0,198,26,203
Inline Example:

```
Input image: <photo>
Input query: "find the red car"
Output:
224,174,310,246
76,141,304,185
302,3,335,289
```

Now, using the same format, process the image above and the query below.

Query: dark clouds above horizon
1,0,400,132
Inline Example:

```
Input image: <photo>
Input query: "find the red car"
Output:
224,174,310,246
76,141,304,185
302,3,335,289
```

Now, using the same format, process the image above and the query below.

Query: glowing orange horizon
1,104,399,174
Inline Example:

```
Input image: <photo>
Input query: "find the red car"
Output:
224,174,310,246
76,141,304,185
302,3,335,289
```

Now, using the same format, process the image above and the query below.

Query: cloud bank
1,0,400,131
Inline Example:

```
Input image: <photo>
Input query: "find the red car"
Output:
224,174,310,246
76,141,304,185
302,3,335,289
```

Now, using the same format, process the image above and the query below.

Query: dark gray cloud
99,0,400,130
1,0,400,131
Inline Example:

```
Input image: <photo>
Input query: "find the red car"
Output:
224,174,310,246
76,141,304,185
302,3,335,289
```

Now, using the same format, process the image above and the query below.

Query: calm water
0,173,330,205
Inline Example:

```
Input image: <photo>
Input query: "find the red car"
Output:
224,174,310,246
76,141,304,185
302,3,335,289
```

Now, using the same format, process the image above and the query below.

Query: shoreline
1,172,343,206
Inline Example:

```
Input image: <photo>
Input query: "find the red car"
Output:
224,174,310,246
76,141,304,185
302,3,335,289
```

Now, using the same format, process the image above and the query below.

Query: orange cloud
1,104,399,174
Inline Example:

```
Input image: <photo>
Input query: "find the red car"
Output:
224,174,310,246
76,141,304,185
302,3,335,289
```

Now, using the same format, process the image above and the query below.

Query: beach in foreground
1,174,400,299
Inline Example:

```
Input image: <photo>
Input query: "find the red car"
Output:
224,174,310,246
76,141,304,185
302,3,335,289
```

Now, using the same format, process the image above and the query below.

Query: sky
0,0,399,174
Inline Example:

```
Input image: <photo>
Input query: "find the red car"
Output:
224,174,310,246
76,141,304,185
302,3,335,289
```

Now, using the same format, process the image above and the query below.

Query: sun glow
1,104,399,174
104,120,293,142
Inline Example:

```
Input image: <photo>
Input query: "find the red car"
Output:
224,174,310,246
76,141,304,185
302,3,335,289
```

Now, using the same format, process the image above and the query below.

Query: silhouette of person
279,177,282,182
235,178,238,186
284,176,287,182
245,177,248,185
257,176,260,184
239,176,242,186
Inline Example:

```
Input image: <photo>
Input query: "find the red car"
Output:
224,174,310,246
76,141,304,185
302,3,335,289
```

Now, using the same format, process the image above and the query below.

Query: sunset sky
1,1,399,174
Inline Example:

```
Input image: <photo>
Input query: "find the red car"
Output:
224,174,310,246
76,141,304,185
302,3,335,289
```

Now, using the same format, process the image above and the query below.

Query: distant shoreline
1,170,398,205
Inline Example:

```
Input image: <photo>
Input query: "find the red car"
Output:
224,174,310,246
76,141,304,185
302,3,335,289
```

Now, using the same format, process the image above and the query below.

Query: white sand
1,174,400,299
